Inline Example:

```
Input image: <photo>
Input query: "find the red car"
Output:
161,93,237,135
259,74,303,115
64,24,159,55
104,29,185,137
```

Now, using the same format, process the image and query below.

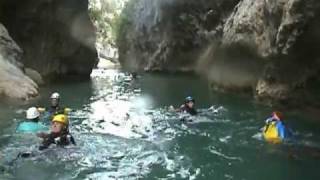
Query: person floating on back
16,107,48,133
170,96,198,116
38,92,71,119
262,111,292,144
37,114,75,150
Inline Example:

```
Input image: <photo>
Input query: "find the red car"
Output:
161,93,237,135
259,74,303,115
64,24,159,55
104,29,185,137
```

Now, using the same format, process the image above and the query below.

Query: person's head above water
26,107,40,122
51,114,68,134
50,92,60,108
272,111,283,121
184,96,195,109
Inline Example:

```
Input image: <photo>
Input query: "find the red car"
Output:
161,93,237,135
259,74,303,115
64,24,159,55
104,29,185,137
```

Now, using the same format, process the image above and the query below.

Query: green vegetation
115,0,136,49
88,0,129,47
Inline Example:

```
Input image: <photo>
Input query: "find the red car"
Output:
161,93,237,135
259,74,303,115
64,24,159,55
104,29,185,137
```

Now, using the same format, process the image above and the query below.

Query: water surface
1,69,320,180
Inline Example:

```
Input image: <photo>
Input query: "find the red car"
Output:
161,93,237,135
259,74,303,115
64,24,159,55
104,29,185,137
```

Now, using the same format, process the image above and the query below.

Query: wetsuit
16,121,48,133
180,105,197,116
47,106,68,116
39,131,76,150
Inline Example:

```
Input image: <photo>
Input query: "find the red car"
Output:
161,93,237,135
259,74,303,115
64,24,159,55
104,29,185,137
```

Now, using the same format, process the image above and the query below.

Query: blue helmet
185,96,195,103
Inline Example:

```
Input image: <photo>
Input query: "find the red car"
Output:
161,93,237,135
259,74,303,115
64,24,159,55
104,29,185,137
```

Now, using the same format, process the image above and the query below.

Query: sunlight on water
85,69,154,139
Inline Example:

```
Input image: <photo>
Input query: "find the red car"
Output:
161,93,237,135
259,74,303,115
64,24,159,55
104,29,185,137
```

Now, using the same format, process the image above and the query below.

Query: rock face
0,0,98,78
117,0,240,71
223,0,320,105
117,0,320,105
0,23,38,99
25,68,44,85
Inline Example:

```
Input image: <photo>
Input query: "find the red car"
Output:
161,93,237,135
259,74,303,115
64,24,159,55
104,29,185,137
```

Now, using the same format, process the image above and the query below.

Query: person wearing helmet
170,96,198,116
37,114,75,150
180,96,197,115
50,92,60,107
16,107,48,133
38,92,71,118
263,111,292,143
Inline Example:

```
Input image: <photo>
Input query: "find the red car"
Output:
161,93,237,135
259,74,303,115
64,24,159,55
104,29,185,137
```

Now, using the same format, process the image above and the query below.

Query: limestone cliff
117,0,320,105
0,0,98,78
0,23,38,99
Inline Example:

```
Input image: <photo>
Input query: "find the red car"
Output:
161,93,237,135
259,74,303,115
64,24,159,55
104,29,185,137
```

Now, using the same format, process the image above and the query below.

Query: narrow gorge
117,0,320,106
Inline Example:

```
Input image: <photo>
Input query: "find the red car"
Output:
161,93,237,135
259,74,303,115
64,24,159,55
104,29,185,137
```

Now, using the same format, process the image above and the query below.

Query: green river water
0,69,320,180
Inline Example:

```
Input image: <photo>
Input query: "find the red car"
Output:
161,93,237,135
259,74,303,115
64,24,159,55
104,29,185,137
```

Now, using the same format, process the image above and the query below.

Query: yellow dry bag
263,121,281,144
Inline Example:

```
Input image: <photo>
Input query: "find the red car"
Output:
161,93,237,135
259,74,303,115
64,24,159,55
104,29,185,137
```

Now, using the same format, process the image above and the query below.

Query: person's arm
287,127,294,137
54,107,66,115
37,107,46,113
38,133,54,150
277,122,286,139
64,108,71,114
265,117,275,124
69,135,76,145
38,123,49,132
169,105,183,112
37,132,49,139
189,108,198,115
177,105,186,112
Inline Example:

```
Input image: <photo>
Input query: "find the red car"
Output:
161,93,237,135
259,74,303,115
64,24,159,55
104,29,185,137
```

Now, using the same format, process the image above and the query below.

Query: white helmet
26,107,40,120
50,92,60,99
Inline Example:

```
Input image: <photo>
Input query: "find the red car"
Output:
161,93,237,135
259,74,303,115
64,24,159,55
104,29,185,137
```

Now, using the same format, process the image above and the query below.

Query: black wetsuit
180,105,197,116
48,106,66,116
39,131,76,150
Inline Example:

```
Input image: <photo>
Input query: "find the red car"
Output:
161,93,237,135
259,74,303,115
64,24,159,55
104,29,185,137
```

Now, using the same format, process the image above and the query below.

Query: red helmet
272,111,283,120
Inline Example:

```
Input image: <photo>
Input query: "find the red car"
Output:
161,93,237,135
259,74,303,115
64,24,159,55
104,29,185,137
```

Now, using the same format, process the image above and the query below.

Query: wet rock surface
0,23,38,100
0,0,98,79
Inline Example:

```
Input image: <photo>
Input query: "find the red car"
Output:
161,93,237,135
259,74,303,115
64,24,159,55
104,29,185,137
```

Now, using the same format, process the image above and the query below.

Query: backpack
263,121,281,144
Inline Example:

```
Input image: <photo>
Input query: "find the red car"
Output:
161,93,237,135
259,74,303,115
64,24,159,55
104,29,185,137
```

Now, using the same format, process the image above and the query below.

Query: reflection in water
85,69,154,139
0,69,320,179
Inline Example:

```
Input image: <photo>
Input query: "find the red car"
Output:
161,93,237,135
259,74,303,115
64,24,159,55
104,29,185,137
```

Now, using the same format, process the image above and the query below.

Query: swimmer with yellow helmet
262,111,292,144
37,114,75,150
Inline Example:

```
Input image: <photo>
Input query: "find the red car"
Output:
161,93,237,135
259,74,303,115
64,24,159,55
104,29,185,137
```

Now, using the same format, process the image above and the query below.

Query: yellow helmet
52,114,68,125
